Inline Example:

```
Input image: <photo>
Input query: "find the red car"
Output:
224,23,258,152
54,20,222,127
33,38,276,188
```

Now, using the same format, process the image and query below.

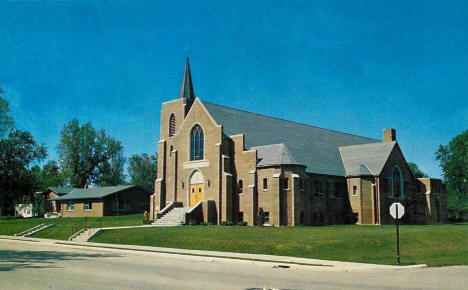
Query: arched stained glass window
169,114,176,137
190,124,204,160
392,167,402,197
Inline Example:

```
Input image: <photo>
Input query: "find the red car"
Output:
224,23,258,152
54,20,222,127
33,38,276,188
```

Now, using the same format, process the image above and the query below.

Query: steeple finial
179,57,195,100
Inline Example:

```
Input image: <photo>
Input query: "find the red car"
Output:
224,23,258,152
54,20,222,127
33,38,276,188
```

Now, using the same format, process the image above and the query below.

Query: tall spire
179,57,195,100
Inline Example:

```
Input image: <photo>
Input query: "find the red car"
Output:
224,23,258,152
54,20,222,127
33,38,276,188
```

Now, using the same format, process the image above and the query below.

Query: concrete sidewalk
0,235,426,271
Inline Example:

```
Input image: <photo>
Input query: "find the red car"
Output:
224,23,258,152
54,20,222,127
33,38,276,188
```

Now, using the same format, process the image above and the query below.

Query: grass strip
55,241,330,267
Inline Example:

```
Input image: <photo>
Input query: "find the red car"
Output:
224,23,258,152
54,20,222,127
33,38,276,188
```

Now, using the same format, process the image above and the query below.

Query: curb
0,235,428,270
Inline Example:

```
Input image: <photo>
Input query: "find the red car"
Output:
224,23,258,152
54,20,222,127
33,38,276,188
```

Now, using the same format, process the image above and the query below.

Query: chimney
383,128,396,142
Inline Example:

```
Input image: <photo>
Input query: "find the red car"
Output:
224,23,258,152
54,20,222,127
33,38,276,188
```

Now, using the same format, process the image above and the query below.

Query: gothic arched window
392,166,403,197
169,114,176,137
190,124,204,160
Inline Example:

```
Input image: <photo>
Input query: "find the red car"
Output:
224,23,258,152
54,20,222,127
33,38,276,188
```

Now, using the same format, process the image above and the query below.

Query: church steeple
179,57,195,100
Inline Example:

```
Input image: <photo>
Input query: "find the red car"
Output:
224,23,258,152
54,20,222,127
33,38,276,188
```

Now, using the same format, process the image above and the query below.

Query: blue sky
1,0,466,178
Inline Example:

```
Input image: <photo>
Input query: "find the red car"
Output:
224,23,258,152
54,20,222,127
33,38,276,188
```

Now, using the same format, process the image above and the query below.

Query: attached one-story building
43,186,76,214
150,59,447,226
51,185,151,217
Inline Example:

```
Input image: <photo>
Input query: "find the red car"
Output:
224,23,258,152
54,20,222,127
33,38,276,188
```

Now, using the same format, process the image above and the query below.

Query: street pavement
1,238,467,290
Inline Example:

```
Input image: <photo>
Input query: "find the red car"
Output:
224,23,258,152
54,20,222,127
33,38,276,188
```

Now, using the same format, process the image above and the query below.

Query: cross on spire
179,57,195,100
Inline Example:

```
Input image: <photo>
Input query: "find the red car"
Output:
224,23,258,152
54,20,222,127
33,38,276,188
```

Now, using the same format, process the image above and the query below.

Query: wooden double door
189,183,204,207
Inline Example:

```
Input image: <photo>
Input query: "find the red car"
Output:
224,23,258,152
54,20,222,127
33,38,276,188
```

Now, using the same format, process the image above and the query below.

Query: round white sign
389,202,405,219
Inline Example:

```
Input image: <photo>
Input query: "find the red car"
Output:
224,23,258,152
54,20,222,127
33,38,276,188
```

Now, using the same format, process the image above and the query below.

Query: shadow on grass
0,250,121,272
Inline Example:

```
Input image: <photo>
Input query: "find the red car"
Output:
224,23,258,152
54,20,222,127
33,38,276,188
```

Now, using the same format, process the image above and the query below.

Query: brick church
149,59,447,226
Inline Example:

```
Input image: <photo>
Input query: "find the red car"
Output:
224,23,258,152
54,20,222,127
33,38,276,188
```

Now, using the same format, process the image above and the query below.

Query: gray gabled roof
339,141,396,177
203,101,380,176
47,186,76,196
51,185,136,201
252,143,303,167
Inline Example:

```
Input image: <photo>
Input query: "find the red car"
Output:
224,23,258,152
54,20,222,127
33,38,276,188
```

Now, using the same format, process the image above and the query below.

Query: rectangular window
282,178,289,190
67,201,75,211
299,178,303,190
264,212,270,225
352,186,358,196
300,211,305,224
263,178,268,190
84,201,92,211
238,212,244,222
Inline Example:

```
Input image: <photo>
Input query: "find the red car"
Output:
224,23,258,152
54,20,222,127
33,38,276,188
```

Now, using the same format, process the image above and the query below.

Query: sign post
389,202,405,265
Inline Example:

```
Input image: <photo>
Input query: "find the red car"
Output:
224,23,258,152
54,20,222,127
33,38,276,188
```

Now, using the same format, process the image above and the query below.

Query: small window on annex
238,179,243,194
190,124,204,160
263,178,268,190
67,201,75,211
392,166,403,197
352,186,358,196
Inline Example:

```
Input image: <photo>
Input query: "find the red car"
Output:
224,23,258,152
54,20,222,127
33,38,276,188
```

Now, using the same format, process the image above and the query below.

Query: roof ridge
203,101,380,142
340,141,392,150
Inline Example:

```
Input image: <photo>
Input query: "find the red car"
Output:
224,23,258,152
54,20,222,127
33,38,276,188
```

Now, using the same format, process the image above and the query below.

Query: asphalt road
1,239,467,290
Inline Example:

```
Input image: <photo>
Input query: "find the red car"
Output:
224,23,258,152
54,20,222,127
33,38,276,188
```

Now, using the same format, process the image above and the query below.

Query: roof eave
257,164,307,169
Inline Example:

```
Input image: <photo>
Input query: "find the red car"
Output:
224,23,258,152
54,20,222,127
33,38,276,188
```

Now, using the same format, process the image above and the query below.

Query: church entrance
189,170,204,207
189,184,204,207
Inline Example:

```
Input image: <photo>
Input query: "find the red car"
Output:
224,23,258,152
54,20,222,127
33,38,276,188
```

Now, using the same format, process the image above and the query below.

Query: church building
149,59,447,226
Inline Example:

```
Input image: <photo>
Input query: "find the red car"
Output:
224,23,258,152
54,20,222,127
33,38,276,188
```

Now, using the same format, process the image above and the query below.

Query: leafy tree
408,162,429,178
128,153,157,191
96,138,126,186
436,130,468,221
0,86,14,139
58,119,125,188
31,160,66,192
0,129,47,216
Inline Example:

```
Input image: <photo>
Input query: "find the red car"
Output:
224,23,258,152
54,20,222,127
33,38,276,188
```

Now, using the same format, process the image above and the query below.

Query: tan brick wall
360,177,374,224
61,200,104,217
257,167,281,226
347,177,362,223
231,134,257,225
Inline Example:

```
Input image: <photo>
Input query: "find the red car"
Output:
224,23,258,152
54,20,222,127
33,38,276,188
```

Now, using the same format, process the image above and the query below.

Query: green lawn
0,218,45,236
91,224,468,266
0,214,143,240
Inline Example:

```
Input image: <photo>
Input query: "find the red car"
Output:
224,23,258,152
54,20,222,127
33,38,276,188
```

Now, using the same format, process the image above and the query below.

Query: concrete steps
15,223,53,237
69,228,100,242
153,207,191,227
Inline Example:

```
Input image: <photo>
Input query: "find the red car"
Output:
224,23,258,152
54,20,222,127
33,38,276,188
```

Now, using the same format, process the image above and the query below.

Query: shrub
1,215,15,220
238,221,248,226
188,219,198,226
220,221,234,226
